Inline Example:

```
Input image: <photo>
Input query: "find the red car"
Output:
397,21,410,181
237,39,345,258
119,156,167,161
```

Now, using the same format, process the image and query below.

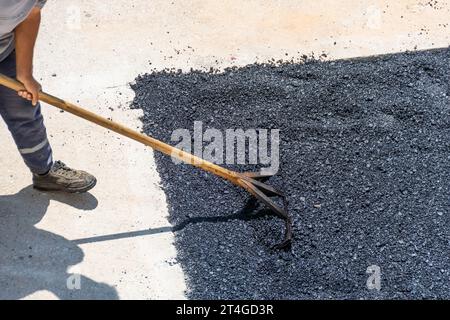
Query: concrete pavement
0,0,448,299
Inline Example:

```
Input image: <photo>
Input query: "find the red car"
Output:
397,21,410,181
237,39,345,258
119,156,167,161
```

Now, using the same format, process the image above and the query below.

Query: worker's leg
0,51,96,193
0,52,53,175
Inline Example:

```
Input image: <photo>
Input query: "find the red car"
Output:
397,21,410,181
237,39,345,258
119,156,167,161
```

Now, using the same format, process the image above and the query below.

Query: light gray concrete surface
0,0,448,299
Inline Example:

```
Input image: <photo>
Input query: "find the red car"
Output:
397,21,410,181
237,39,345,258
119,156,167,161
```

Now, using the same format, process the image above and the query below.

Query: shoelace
52,161,78,178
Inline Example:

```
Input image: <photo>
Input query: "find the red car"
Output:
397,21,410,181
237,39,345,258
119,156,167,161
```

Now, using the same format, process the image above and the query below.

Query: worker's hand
16,75,42,106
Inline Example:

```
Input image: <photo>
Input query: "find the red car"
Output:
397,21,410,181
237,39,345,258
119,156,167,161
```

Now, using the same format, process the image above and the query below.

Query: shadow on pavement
0,185,118,300
72,197,274,244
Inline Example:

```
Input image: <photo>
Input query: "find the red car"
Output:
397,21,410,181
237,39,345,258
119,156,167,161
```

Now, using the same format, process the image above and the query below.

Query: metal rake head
238,172,293,250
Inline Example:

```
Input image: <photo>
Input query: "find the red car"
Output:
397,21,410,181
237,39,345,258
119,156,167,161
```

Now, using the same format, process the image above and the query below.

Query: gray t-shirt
0,0,46,62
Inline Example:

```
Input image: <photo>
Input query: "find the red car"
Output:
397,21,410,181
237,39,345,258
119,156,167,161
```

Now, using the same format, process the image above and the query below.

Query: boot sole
33,179,97,194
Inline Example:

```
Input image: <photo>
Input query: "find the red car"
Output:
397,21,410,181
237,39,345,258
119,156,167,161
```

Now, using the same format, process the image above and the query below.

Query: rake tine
239,179,292,249
241,176,284,197
242,172,275,181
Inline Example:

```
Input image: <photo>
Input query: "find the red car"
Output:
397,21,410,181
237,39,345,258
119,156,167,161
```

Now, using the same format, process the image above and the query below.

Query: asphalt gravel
131,47,450,299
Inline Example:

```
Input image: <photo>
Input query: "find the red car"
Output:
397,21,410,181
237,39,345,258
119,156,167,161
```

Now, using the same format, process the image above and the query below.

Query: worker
0,0,96,193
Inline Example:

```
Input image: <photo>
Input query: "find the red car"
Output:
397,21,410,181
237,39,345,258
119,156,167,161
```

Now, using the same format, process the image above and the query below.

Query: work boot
33,160,97,193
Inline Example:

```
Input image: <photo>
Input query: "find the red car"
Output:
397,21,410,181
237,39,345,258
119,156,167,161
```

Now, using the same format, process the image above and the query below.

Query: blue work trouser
0,52,53,175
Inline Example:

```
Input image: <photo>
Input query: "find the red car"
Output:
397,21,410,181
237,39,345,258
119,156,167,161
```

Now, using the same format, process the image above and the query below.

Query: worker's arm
14,7,42,106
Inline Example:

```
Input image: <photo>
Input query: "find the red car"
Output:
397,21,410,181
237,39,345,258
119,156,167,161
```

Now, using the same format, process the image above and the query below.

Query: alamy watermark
66,273,81,290
171,121,280,175
366,265,381,291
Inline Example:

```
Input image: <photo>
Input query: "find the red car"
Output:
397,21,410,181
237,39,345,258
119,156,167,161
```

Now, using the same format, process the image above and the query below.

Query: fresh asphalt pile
131,47,450,299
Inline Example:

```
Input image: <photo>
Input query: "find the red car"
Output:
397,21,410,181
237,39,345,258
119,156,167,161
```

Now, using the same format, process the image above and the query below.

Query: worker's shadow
0,186,118,300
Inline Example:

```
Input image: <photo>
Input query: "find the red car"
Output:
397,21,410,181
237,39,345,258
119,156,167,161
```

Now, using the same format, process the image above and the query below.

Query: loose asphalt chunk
131,47,450,299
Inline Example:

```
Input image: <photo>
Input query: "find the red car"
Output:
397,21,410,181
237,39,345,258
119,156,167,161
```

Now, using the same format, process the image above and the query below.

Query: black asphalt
131,47,449,299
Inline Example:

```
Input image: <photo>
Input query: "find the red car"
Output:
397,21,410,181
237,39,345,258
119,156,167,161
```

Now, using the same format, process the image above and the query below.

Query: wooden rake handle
0,73,292,249
0,73,240,185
